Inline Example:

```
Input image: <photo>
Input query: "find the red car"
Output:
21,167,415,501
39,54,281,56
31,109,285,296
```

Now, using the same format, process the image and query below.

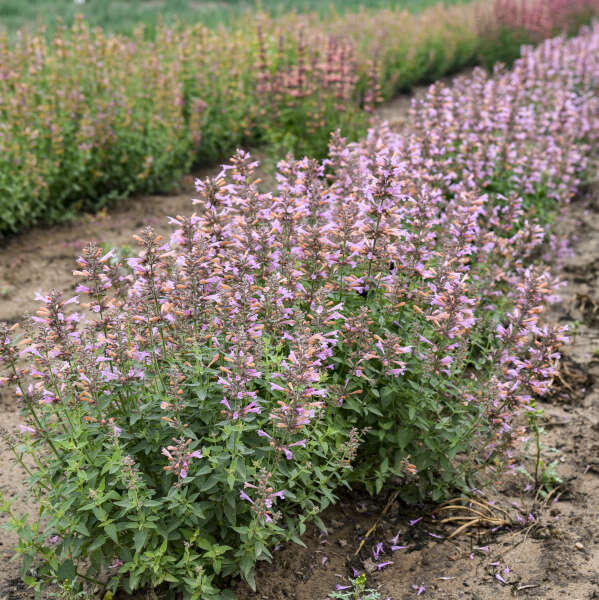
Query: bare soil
1,90,599,599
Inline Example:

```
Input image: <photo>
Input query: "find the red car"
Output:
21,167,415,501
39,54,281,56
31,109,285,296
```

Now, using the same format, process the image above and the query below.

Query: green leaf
88,535,107,553
104,522,118,544
380,456,389,474
226,471,236,490
239,554,254,579
290,534,306,547
368,405,384,417
128,571,140,591
73,521,90,536
190,503,205,519
243,568,256,591
313,515,327,534
92,506,108,522
224,499,236,527
134,529,149,554
20,554,33,577
57,559,77,582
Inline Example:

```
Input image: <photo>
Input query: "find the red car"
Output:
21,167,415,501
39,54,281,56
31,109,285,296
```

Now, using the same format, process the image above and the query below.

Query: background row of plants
1,0,599,236
0,0,472,36
1,21,599,599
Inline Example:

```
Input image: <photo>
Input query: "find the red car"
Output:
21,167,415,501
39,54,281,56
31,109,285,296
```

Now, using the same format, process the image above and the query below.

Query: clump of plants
3,0,599,236
2,23,599,600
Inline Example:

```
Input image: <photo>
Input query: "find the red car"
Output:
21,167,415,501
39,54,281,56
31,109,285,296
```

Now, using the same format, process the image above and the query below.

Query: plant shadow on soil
2,102,599,600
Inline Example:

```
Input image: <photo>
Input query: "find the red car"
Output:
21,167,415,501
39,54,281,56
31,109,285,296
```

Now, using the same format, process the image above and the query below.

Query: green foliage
4,341,360,598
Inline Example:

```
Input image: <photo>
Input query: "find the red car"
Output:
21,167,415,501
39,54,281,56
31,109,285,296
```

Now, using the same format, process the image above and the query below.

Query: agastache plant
2,25,599,599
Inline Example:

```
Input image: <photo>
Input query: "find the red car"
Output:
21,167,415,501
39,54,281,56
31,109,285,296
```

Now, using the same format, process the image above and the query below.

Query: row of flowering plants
1,23,599,599
478,0,599,65
2,0,599,236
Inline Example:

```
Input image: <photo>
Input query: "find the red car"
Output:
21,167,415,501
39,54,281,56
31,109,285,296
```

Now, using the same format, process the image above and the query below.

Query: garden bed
2,22,599,600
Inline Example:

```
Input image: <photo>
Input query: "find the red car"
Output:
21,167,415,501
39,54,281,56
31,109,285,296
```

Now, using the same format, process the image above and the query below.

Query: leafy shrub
2,25,599,598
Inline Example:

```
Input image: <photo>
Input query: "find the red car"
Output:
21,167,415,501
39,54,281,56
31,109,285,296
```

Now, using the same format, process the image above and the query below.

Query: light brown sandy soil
1,91,599,599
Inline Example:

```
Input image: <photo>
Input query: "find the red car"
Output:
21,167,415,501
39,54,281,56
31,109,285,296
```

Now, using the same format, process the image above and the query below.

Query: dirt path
2,83,599,600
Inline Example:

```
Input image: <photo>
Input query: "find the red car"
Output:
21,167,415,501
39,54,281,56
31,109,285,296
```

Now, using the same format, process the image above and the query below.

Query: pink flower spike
495,574,507,584
240,490,253,504
257,429,272,439
335,584,351,591
376,561,393,571
391,545,407,552
409,517,422,526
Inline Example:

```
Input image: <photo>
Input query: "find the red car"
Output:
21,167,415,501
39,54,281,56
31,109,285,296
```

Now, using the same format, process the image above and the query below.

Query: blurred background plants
0,0,471,36
2,0,599,237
